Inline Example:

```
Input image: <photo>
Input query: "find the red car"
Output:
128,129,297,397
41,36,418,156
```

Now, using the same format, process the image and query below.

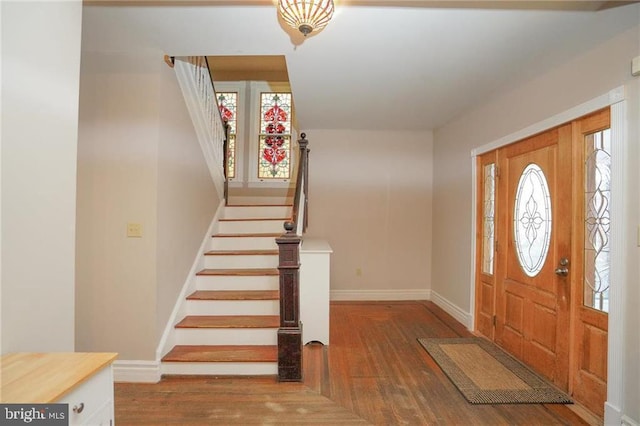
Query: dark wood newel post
276,221,303,381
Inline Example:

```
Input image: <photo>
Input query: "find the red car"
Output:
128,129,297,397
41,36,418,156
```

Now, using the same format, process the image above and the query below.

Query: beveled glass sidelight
583,129,611,312
482,163,496,275
513,163,552,277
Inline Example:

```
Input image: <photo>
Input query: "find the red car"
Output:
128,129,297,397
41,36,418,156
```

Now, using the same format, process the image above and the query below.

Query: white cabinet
58,365,114,425
300,239,332,345
1,353,117,426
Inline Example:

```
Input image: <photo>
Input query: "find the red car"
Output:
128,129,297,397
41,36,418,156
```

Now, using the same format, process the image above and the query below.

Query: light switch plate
632,56,640,77
127,223,143,238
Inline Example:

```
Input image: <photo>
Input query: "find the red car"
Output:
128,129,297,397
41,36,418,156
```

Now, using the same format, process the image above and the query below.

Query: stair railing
173,56,228,203
223,120,230,204
291,133,309,235
276,133,309,382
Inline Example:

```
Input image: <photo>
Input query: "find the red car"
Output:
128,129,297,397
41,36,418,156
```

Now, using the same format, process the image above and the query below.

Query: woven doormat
418,337,573,404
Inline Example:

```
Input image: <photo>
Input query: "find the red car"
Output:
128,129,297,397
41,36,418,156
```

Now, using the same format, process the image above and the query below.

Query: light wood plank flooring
115,301,591,425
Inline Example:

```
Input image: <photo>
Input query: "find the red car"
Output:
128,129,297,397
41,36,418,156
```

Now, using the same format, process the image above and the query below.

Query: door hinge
495,165,500,179
493,315,497,327
495,240,499,253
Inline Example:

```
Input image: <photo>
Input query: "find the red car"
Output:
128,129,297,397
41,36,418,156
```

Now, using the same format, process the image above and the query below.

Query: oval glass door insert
514,163,552,277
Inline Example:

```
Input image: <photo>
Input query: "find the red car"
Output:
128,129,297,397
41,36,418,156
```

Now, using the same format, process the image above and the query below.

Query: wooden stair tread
187,290,279,300
226,204,292,207
213,233,281,238
162,345,277,363
219,218,290,222
176,315,280,328
204,249,279,256
196,268,279,276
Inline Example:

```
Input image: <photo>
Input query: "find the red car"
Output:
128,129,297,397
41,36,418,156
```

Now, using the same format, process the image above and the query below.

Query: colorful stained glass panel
259,93,291,179
217,92,237,178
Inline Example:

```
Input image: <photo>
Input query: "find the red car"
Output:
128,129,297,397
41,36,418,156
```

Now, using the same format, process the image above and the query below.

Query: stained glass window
514,164,552,277
482,164,496,275
584,129,611,312
217,92,237,179
258,93,291,179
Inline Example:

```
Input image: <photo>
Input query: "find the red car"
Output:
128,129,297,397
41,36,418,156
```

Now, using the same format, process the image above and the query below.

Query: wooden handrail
203,56,228,130
222,121,230,205
303,136,309,233
276,133,310,382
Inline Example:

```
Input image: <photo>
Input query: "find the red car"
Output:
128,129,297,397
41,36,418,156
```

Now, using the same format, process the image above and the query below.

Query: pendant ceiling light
278,0,335,37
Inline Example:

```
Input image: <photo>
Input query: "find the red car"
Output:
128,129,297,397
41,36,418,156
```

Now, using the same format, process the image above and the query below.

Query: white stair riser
218,220,285,234
196,275,279,291
209,237,278,251
186,300,279,316
175,328,278,345
162,362,277,376
222,206,291,219
204,254,278,269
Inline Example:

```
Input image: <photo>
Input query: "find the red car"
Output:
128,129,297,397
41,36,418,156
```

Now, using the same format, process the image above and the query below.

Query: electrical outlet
127,223,143,238
356,268,362,277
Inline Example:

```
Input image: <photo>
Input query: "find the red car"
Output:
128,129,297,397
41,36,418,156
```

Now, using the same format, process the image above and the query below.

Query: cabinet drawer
84,398,114,426
58,366,113,426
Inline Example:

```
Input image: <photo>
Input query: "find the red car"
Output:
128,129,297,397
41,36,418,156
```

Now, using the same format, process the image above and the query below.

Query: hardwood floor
115,301,591,425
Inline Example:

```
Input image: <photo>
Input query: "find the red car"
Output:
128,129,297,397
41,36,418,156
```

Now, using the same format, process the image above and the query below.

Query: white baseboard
330,289,431,301
605,402,622,425
113,360,161,383
604,401,639,426
429,290,473,330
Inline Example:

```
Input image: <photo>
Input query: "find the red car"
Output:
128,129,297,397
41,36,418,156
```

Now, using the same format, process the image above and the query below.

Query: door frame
469,86,627,424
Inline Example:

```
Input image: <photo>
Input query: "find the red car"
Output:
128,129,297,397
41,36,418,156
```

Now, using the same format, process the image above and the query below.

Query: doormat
418,337,573,404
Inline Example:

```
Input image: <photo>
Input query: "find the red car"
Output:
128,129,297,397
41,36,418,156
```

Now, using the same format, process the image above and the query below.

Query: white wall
76,52,161,360
304,129,433,300
76,51,220,360
432,8,639,422
156,62,219,341
1,0,82,353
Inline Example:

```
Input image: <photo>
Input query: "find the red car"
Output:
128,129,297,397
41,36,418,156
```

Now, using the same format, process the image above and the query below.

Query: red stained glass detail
264,105,287,124
266,123,286,134
263,145,287,165
219,105,233,122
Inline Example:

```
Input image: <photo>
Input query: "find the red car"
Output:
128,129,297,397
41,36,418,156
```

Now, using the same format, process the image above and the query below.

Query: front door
495,124,572,390
475,109,611,417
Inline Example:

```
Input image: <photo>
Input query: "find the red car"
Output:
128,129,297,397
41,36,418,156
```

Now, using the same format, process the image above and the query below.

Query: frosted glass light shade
278,0,334,36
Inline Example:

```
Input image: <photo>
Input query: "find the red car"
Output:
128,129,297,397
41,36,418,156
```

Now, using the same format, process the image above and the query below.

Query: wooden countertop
1,352,118,403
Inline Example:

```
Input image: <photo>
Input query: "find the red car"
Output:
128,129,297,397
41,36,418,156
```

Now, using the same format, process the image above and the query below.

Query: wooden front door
475,108,611,416
495,124,572,390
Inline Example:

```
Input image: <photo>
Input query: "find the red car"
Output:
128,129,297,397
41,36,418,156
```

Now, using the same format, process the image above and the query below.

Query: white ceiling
81,1,639,131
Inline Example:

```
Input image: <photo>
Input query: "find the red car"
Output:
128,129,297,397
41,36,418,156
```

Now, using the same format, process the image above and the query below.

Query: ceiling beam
85,0,638,11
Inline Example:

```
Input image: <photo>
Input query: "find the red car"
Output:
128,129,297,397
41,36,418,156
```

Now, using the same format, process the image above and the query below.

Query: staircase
161,204,291,376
